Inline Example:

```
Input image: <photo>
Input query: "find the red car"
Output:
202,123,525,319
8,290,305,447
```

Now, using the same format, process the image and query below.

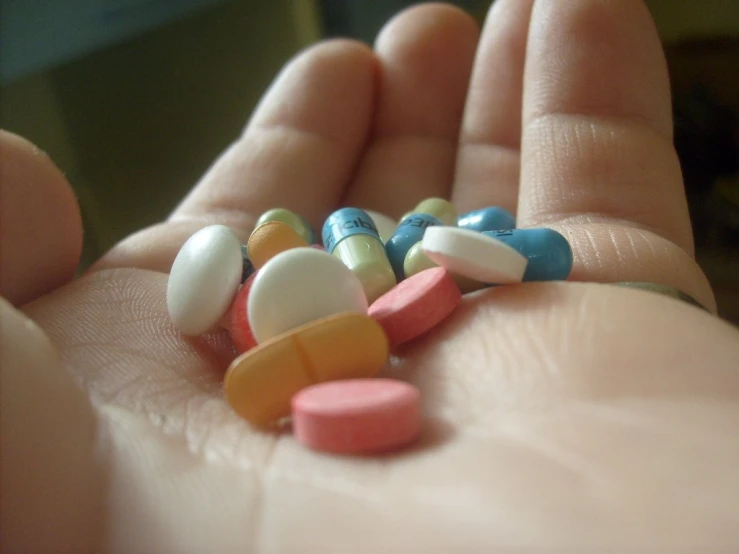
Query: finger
174,39,376,230
452,0,535,214
343,3,478,219
564,224,715,311
97,40,377,273
519,0,692,251
0,130,83,306
518,0,713,308
0,298,104,552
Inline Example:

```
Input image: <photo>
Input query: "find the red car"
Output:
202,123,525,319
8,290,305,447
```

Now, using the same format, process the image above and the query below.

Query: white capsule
167,225,243,336
363,210,398,243
421,226,528,284
248,247,368,343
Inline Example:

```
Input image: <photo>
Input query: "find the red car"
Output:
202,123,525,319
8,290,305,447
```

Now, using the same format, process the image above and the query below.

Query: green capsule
413,198,457,226
403,242,485,294
256,208,314,244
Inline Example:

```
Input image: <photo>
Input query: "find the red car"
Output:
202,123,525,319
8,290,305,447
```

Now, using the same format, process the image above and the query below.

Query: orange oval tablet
225,312,389,426
247,221,308,269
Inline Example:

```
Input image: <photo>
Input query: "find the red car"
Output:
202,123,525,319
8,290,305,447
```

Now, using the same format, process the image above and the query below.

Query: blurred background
1,0,737,321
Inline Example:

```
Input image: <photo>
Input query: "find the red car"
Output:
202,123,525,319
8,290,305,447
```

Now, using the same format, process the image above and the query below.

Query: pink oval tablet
292,379,421,454
368,267,461,346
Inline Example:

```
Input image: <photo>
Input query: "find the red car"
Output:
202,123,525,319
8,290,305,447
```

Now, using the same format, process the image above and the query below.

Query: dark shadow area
668,37,739,324
320,0,489,43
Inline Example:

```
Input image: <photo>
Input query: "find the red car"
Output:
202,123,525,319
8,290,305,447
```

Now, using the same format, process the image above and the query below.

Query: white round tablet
421,226,527,284
248,247,368,343
167,225,243,336
363,210,398,243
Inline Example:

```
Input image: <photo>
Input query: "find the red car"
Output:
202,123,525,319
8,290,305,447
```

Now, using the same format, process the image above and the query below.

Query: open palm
4,1,739,552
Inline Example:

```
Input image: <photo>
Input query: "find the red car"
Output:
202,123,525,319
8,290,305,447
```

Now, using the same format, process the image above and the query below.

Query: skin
2,1,738,552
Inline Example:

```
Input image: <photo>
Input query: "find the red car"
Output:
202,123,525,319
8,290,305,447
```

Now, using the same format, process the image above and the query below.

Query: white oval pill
363,210,398,243
421,226,528,283
167,225,243,336
248,247,368,343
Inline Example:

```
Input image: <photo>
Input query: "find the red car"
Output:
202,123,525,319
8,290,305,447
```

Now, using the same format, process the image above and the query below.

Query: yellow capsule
256,208,314,244
224,312,388,426
322,208,397,303
413,198,457,226
403,242,486,294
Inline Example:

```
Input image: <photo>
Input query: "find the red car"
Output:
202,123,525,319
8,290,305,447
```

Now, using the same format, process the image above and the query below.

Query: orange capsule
225,312,389,427
247,221,308,269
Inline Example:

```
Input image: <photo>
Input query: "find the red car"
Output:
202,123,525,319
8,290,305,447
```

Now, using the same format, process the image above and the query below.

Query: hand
3,1,738,552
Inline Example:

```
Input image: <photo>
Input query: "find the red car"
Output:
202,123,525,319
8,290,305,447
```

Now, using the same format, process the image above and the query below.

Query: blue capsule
385,213,443,279
482,228,572,281
458,207,516,233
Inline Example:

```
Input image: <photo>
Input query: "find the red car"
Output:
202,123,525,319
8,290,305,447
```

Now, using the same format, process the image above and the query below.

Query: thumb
0,130,103,552
0,297,106,553
0,130,83,306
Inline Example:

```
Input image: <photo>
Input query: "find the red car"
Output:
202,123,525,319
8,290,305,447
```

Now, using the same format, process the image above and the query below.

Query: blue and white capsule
322,208,396,303
482,228,572,281
458,207,516,233
385,213,443,280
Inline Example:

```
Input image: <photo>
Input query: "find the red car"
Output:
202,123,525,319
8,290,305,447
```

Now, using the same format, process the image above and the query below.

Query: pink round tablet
292,379,421,454
368,267,461,346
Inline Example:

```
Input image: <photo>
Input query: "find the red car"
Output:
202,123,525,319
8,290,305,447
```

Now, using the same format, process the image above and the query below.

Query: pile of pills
167,200,573,455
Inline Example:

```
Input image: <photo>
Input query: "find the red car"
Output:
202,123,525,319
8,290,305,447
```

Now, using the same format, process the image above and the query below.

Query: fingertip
452,0,534,213
309,37,377,66
524,0,672,136
249,37,378,144
343,2,479,215
375,2,480,52
0,130,83,305
373,2,479,138
518,0,695,261
174,38,378,233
